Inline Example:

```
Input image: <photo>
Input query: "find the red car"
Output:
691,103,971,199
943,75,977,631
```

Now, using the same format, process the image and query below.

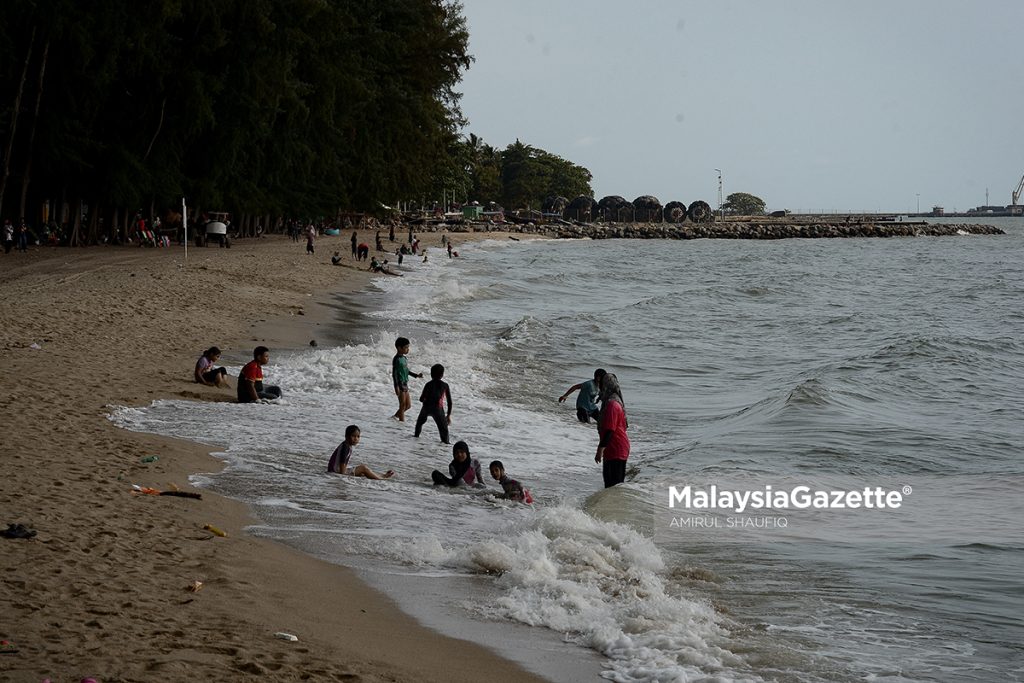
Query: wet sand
0,232,551,682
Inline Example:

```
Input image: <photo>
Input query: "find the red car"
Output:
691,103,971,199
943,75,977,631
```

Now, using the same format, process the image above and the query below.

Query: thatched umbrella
664,201,687,223
688,200,713,223
565,195,597,222
598,195,630,222
632,195,663,222
542,195,569,216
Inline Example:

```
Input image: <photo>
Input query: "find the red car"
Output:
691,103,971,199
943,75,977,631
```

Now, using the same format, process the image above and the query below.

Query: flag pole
182,197,188,262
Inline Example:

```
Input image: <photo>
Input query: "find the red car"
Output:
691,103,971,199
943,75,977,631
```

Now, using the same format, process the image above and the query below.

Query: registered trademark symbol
902,485,912,495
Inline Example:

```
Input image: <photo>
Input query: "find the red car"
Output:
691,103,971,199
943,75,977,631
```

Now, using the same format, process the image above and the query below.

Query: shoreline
0,234,552,682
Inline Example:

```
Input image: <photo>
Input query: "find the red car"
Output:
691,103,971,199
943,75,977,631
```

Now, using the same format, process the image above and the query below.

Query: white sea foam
459,506,757,682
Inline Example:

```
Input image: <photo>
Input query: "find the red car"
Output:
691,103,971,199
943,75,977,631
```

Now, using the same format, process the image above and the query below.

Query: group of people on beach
194,345,282,403
385,336,531,500
193,338,533,501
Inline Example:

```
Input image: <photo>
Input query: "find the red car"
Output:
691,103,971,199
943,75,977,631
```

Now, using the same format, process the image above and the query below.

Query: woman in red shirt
595,373,629,488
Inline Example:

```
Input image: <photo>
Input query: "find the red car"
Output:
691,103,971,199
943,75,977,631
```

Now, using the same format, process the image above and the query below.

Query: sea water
112,218,1024,682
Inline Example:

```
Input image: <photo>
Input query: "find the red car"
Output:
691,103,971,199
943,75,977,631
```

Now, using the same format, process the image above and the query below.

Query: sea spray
460,506,756,682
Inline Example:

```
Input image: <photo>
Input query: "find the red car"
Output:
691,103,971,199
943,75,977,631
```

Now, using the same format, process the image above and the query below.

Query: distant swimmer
431,441,483,487
327,425,395,480
559,368,606,423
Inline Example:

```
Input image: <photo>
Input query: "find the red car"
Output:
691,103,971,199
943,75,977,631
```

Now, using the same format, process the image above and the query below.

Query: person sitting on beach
194,346,230,388
488,460,532,503
331,251,343,265
559,368,606,423
380,259,402,276
369,256,382,272
431,441,483,487
414,363,452,444
237,346,283,403
328,425,395,480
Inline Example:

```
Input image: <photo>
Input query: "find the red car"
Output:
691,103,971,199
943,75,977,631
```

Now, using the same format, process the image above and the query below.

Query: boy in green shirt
391,336,422,421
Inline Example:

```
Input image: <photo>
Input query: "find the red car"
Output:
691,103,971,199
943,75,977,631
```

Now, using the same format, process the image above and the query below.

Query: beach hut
542,195,569,216
598,195,631,222
565,195,597,222
688,200,713,223
664,201,688,223
632,195,663,223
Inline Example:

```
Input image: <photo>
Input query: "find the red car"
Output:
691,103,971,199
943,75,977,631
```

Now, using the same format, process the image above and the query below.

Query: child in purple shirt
328,425,395,480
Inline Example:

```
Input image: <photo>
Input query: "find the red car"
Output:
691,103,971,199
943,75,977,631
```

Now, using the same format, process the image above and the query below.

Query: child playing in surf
392,337,423,422
327,425,395,480
488,460,533,503
431,441,483,487
414,363,452,443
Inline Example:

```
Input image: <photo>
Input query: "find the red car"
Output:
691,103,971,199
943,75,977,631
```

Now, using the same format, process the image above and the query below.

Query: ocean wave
459,506,758,682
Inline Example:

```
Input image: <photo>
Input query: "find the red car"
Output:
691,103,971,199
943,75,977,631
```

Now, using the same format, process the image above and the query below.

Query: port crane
1014,174,1024,206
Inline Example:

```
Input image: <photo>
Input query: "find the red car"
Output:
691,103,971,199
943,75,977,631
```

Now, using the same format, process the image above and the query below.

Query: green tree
498,139,592,209
0,0,474,231
722,192,766,216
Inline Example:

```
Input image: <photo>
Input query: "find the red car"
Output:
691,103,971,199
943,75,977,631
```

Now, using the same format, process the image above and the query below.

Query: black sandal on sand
1,523,37,539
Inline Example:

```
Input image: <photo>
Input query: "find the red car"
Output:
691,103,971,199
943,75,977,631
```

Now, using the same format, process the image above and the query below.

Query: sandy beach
0,231,550,683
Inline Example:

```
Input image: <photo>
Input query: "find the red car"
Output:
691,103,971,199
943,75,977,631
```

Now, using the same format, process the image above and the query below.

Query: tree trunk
70,197,81,246
0,27,36,217
111,206,119,244
142,97,166,162
82,200,97,246
19,37,49,222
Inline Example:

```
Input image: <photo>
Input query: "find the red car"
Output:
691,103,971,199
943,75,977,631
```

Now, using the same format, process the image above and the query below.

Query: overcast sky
455,0,1024,213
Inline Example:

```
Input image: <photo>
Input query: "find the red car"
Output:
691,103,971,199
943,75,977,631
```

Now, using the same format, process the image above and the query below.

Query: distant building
931,206,944,216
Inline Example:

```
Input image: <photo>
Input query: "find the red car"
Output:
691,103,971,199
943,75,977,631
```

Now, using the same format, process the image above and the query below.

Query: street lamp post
715,168,723,219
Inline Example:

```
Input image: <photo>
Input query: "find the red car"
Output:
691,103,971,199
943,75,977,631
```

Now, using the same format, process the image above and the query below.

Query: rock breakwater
425,220,1005,240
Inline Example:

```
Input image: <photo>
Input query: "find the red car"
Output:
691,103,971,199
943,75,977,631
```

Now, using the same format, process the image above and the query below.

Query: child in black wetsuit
414,363,452,444
431,441,483,487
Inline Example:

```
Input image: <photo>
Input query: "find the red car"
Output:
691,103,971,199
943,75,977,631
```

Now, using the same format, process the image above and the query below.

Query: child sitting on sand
194,346,229,388
327,425,395,480
488,460,532,503
431,441,483,487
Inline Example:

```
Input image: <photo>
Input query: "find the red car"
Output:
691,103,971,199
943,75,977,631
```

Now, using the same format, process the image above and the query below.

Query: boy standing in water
392,337,422,421
559,368,606,423
414,364,452,444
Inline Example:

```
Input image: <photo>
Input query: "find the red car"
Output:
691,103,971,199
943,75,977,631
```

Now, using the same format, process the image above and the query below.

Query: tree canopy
722,192,767,216
0,0,472,238
454,136,593,210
